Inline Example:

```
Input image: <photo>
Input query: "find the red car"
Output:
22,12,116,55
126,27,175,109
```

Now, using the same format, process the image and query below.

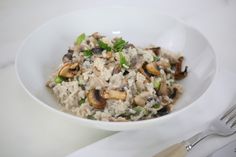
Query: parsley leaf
54,76,64,84
153,78,162,89
79,98,86,105
153,56,160,62
83,50,93,58
98,40,112,51
76,33,86,45
152,103,160,109
119,52,129,69
113,38,128,52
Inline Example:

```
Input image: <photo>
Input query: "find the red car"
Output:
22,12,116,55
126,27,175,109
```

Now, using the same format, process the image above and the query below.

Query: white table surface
1,0,236,156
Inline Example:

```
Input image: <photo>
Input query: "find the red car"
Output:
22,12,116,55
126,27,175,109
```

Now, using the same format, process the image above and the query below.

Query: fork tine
226,109,236,124
229,117,236,128
220,104,236,120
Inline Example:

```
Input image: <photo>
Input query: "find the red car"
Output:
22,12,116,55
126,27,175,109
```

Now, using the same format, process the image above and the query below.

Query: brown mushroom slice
88,89,106,109
174,57,188,80
112,64,121,74
70,62,79,69
103,90,127,101
134,91,152,106
58,62,80,78
149,47,160,56
169,87,181,103
159,81,169,96
62,53,73,63
175,66,188,80
91,47,103,54
157,105,172,116
169,88,177,99
138,62,152,80
145,62,161,76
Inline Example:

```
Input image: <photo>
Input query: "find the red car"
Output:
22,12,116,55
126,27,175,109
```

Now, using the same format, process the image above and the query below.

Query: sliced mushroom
134,91,152,106
175,57,184,72
58,62,79,78
68,49,74,53
138,62,152,80
103,90,127,101
169,88,177,99
70,62,79,69
87,89,106,109
112,64,121,74
174,57,188,80
145,62,161,76
171,85,182,103
91,47,103,54
62,53,73,63
157,105,172,116
175,66,188,80
159,81,169,96
149,47,160,56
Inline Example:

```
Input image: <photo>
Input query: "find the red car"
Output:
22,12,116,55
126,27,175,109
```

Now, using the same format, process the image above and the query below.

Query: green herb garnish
76,33,86,45
153,56,160,62
87,115,95,120
133,106,143,115
133,106,148,116
153,78,162,89
98,40,112,51
113,38,127,52
119,52,129,69
83,50,93,58
152,103,160,109
79,98,85,105
54,76,64,84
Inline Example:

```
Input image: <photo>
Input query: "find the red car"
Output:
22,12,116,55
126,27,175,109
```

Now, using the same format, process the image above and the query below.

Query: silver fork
153,104,236,157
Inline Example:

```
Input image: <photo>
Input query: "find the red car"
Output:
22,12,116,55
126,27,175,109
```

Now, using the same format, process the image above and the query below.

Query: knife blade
207,140,236,157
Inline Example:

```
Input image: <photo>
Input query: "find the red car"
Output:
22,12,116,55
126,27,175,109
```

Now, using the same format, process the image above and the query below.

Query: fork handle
153,142,187,157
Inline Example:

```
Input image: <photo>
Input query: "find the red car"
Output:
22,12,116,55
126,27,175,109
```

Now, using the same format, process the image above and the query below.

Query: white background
1,0,236,156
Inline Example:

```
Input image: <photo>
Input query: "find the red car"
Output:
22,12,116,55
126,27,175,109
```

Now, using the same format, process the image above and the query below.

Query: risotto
46,32,188,121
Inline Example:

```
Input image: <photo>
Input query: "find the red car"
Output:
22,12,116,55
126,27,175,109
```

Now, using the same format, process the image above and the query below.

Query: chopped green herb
133,106,143,115
83,50,93,58
98,40,112,51
113,38,128,52
79,98,85,105
54,76,64,84
76,33,86,45
87,115,95,120
152,103,160,109
119,52,129,69
133,106,148,116
153,56,160,62
153,78,162,89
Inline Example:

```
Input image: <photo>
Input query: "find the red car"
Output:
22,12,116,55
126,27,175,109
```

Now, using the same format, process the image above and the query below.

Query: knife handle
153,142,187,157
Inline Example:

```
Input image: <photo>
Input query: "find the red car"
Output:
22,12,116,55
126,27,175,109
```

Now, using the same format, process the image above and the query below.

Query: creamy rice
46,32,188,121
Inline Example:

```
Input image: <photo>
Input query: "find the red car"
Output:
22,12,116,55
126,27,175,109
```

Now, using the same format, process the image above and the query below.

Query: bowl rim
15,6,218,128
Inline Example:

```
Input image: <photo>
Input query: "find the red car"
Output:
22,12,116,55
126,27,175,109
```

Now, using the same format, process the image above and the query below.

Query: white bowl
15,7,216,131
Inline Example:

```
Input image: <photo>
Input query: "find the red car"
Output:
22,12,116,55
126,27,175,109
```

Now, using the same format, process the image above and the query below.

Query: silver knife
207,140,236,157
